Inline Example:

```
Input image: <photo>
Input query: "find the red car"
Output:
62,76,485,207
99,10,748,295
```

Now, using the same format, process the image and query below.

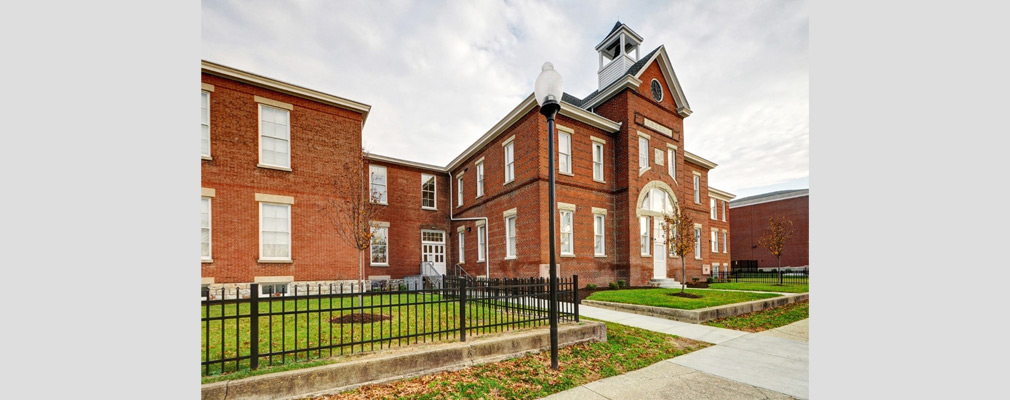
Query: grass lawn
314,319,709,400
585,288,780,310
704,301,809,332
708,282,809,293
202,293,530,381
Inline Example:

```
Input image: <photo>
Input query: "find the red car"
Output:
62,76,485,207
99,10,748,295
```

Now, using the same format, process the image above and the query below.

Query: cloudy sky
202,0,808,199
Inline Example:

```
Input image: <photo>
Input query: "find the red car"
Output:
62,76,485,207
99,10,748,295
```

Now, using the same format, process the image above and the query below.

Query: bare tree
758,215,795,285
325,149,384,301
662,205,696,294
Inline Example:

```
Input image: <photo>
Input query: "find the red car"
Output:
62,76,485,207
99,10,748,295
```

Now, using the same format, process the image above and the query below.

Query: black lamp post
534,62,563,370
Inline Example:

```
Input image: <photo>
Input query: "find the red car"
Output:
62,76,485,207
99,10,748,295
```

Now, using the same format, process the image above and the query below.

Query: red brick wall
729,195,808,269
201,73,364,283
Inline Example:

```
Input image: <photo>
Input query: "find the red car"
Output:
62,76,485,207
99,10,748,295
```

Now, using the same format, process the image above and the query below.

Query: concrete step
649,278,683,288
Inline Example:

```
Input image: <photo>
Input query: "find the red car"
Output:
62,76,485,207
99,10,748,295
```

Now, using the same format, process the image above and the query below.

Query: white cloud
202,0,808,197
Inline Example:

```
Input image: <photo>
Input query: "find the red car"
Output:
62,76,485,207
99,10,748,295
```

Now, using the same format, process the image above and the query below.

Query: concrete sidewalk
542,305,809,399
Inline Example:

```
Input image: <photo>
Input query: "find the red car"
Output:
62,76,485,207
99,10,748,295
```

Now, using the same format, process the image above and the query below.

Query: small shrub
609,281,619,290
706,277,714,284
691,277,700,283
398,283,407,291
617,280,626,288
585,283,598,290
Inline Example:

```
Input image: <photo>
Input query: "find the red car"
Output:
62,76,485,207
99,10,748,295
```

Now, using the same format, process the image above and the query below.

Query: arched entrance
636,181,678,279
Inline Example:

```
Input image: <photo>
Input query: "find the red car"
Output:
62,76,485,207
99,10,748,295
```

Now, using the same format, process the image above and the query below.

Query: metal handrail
453,263,473,280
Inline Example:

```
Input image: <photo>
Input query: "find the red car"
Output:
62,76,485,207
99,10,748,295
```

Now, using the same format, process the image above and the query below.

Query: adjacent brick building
201,22,737,297
728,189,809,270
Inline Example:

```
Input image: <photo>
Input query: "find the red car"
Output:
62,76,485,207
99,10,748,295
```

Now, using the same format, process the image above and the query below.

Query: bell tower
596,22,644,89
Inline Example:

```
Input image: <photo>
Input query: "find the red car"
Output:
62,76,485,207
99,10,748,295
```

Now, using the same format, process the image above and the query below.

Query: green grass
585,288,780,310
708,282,809,293
704,301,809,332
202,293,522,381
328,319,709,399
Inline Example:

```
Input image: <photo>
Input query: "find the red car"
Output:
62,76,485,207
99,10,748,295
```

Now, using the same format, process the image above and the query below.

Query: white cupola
596,22,644,89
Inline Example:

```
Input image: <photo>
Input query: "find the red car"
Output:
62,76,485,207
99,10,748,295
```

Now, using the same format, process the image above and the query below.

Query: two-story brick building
201,22,736,297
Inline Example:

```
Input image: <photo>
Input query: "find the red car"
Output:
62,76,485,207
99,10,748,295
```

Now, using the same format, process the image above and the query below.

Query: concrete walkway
542,304,809,399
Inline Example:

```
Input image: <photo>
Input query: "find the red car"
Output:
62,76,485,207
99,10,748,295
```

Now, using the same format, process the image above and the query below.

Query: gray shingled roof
730,189,809,208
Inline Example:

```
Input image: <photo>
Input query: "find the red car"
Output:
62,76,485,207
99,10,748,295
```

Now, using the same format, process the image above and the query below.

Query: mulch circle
668,292,703,299
329,313,392,324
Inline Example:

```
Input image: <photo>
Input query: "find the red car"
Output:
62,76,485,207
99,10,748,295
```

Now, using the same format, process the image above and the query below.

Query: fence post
459,277,467,342
249,283,259,371
573,275,580,322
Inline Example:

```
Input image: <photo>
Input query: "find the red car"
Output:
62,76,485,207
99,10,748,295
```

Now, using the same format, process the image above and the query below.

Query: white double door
421,230,446,275
653,218,667,279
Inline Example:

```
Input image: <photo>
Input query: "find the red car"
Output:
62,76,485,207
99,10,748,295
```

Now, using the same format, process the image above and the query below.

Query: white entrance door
653,218,667,279
421,230,446,275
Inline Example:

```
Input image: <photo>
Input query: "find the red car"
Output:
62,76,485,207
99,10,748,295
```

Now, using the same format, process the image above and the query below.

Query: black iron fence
712,269,809,285
201,275,579,377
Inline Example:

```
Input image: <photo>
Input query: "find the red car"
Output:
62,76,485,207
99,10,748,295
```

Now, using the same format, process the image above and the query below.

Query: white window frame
370,165,387,204
505,215,517,259
722,200,727,222
711,198,717,220
693,173,701,204
201,91,211,159
559,131,572,175
594,213,606,257
560,209,574,256
694,225,703,260
640,216,651,256
421,173,436,210
457,175,463,207
458,230,465,264
477,224,486,262
370,225,389,266
504,140,515,184
259,202,292,262
201,197,212,261
259,282,291,298
711,228,719,252
592,141,605,182
667,145,676,179
476,161,484,198
638,136,650,172
722,230,728,253
258,104,291,170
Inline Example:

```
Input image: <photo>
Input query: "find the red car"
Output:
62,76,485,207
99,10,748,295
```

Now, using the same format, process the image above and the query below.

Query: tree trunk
681,257,686,294
358,249,364,305
777,255,782,285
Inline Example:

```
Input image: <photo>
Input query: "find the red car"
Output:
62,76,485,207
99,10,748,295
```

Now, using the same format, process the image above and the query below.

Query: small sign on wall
702,264,710,275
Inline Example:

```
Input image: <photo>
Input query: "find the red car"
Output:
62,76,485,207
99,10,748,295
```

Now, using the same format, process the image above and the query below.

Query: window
505,215,517,258
638,137,649,171
667,147,675,178
201,91,210,158
722,200,727,222
370,165,387,204
370,226,388,265
693,174,701,204
592,142,604,181
722,230,728,253
694,226,702,259
458,230,465,263
201,284,210,300
476,162,484,197
711,198,717,220
201,197,211,260
594,214,605,256
261,283,289,297
477,225,486,261
711,229,719,252
457,176,463,207
560,210,573,255
421,173,436,209
504,142,515,183
260,203,291,261
640,216,651,255
259,104,290,168
559,131,572,174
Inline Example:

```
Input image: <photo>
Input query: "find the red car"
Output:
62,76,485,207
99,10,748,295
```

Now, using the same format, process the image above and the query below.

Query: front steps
649,278,683,289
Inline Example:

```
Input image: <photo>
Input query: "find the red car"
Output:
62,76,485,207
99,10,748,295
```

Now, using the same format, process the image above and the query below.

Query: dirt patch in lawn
667,292,702,299
329,313,391,324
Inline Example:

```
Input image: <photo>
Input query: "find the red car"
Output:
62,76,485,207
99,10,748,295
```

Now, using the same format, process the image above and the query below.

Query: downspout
448,170,489,278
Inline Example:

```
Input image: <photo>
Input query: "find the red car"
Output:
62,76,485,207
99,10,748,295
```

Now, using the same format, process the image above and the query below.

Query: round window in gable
650,79,663,102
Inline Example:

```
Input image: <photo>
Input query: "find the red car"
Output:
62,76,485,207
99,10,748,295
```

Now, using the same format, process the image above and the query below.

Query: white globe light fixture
535,61,563,371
